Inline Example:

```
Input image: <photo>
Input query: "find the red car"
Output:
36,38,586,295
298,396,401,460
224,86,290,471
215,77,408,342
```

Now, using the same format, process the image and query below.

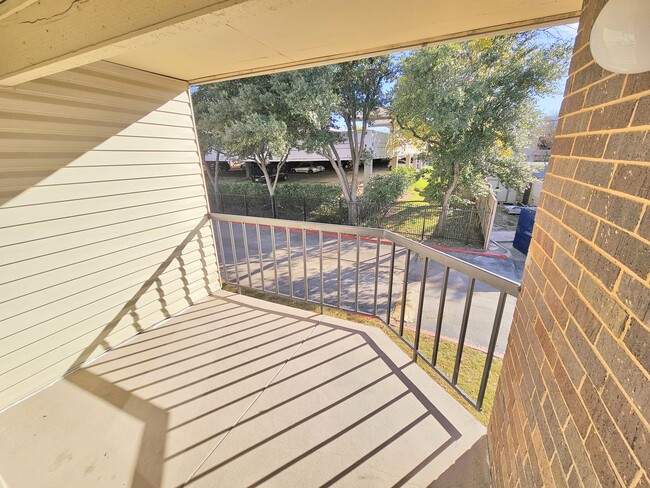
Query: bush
364,167,417,206
218,181,342,199
218,180,268,196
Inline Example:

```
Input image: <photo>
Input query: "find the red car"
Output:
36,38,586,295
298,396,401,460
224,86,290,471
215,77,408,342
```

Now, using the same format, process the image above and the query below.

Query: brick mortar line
534,204,648,326
566,52,594,77
630,470,645,488
563,70,619,96
542,172,650,209
559,87,650,116
555,124,650,138
568,42,590,64
629,97,642,127
534,234,650,388
535,194,643,259
538,203,650,304
534,348,587,468
634,206,648,236
550,155,650,169
541,175,646,233
594,324,650,385
585,420,631,488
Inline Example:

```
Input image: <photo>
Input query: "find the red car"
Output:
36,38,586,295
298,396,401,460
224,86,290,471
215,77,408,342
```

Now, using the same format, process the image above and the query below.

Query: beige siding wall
0,61,220,410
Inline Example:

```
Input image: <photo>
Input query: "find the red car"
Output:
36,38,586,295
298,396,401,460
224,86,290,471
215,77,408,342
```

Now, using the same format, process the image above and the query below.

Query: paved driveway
215,222,517,355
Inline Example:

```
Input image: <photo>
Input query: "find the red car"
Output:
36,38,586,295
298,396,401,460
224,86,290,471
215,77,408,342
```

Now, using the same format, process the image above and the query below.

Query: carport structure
1,0,648,487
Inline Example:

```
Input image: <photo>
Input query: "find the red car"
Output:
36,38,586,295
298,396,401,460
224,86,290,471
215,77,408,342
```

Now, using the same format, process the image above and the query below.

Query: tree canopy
302,57,395,222
192,68,335,197
391,32,570,232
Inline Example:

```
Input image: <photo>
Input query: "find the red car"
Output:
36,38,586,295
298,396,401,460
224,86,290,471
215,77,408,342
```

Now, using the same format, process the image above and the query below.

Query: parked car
290,162,326,174
251,163,288,183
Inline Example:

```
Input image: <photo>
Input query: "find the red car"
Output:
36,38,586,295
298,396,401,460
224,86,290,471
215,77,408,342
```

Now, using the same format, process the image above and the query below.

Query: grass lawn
400,176,429,202
378,203,439,239
224,285,501,425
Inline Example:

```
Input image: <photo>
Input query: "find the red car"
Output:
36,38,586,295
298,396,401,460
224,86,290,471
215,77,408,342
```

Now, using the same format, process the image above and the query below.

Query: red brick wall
487,0,650,486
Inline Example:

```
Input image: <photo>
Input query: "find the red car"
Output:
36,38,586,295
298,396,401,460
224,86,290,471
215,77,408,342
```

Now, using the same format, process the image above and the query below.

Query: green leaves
391,32,570,204
364,167,417,206
192,68,337,195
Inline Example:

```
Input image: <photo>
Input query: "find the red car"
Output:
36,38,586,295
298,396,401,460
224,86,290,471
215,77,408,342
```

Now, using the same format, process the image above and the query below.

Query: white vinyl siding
0,61,220,409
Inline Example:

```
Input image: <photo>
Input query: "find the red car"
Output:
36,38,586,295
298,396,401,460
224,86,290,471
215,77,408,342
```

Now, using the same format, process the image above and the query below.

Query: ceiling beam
0,0,250,86
0,0,581,87
188,12,580,85
0,0,39,21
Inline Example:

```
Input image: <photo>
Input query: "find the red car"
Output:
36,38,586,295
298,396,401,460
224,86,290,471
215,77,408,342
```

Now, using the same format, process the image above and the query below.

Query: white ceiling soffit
0,0,581,86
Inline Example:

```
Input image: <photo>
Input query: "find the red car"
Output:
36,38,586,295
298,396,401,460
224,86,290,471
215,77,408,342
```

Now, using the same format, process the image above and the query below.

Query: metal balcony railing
209,213,520,410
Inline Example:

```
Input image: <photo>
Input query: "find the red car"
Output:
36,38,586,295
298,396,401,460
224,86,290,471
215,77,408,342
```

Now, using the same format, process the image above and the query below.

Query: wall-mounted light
590,0,650,74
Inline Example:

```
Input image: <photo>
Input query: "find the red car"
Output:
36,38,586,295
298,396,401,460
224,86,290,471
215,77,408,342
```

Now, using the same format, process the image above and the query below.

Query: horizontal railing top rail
209,213,520,297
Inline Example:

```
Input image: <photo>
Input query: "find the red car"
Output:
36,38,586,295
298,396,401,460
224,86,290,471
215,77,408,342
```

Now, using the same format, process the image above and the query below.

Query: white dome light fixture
590,0,650,74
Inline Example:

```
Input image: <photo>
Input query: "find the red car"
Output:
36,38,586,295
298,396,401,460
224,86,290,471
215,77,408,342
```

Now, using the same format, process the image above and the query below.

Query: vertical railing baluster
432,266,450,366
286,226,293,298
385,243,396,326
354,235,360,312
256,224,265,292
337,232,342,309
412,256,429,361
373,238,381,317
302,229,308,302
319,230,324,314
399,249,411,336
270,225,279,294
476,292,507,410
215,220,229,283
242,222,252,288
228,221,240,291
452,277,476,384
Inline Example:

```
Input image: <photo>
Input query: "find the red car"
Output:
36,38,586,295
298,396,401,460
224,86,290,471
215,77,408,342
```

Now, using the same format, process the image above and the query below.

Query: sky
534,23,579,116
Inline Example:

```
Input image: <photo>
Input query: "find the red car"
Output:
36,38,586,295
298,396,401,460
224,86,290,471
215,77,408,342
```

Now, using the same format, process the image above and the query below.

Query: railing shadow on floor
210,213,520,411
50,292,475,487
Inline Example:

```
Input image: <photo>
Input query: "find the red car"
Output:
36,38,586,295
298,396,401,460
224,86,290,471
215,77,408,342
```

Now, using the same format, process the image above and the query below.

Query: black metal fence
358,201,487,245
212,193,486,246
213,192,347,223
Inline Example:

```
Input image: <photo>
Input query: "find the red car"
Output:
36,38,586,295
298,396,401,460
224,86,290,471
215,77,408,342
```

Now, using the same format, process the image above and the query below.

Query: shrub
218,181,342,199
364,167,417,206
218,180,268,196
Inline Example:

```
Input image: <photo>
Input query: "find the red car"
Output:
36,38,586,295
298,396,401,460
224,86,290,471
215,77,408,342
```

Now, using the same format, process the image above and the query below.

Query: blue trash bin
513,207,537,255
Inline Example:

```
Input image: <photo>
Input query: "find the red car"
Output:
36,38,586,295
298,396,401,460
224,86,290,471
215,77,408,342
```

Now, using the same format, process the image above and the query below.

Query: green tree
192,69,334,205
392,33,570,234
303,57,395,223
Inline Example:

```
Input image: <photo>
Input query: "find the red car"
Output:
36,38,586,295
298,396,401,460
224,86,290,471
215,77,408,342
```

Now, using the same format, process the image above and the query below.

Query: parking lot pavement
215,222,518,355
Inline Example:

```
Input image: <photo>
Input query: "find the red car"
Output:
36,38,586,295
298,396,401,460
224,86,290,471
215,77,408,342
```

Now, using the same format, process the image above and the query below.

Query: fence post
303,197,307,221
420,208,427,241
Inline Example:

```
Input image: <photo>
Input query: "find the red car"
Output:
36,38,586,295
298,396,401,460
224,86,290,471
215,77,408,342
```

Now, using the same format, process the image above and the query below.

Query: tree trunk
213,152,220,211
434,162,460,237
322,144,357,225
347,197,358,226
435,188,453,237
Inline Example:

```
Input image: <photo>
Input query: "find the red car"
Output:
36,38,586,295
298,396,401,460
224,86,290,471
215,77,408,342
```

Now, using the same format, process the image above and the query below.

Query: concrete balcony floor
0,290,489,487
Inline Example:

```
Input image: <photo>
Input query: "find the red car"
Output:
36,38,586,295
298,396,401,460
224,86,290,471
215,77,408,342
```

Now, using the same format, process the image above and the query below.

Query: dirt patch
493,206,519,231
